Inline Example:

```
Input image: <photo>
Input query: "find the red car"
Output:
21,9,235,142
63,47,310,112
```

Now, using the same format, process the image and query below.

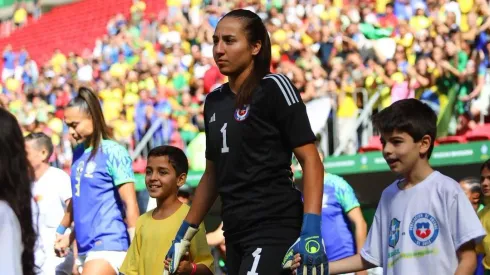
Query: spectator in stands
13,2,28,28
3,0,490,169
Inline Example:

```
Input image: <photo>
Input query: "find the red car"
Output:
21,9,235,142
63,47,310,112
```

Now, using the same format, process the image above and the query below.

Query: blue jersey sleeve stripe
114,178,136,186
343,203,361,214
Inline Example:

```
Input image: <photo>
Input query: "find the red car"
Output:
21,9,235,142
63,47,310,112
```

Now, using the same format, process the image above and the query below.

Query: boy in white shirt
300,99,486,275
25,132,74,275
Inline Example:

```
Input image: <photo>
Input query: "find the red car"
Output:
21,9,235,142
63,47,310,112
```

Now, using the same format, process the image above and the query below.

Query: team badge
409,213,439,246
234,104,250,121
389,218,400,248
76,161,85,179
84,161,97,178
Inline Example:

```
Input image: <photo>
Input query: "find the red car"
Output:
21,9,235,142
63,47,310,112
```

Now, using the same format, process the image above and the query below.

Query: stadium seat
0,0,167,66
132,158,147,173
359,136,383,153
466,124,490,141
436,135,467,144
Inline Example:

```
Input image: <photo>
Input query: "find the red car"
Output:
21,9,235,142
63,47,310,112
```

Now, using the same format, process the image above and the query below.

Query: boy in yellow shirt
120,146,214,275
477,159,490,274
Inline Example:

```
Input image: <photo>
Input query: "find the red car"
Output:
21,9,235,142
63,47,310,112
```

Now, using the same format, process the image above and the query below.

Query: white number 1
221,123,229,153
247,248,262,275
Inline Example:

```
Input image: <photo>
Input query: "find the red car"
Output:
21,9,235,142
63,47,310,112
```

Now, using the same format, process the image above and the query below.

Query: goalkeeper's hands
163,221,199,275
282,213,328,275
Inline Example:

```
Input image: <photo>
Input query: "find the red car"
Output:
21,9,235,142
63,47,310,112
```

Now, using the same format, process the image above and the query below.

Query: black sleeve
204,94,216,162
264,74,316,149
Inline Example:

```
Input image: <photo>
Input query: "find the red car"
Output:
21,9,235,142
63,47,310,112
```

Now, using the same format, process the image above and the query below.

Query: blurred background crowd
1,0,490,170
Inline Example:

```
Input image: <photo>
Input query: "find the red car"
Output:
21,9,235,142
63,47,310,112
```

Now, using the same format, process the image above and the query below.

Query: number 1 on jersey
221,123,229,153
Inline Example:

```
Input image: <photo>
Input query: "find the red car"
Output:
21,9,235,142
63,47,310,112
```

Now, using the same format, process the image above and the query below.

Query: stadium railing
130,116,172,161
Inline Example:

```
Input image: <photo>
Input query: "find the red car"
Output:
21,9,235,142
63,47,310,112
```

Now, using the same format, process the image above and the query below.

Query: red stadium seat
132,158,147,173
0,0,167,66
466,124,490,141
359,136,383,153
436,135,467,144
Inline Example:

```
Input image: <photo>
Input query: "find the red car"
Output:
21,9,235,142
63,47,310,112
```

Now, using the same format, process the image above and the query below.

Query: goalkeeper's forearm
329,254,376,275
185,161,218,226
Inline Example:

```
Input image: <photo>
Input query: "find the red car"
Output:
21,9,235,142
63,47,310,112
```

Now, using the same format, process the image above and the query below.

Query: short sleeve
0,203,23,275
106,142,136,186
264,74,316,149
57,169,72,204
120,216,143,275
190,222,214,271
449,189,486,250
360,202,383,267
335,177,360,213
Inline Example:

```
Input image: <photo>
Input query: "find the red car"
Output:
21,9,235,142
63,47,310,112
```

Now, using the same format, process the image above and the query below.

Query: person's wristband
56,225,67,235
190,262,197,275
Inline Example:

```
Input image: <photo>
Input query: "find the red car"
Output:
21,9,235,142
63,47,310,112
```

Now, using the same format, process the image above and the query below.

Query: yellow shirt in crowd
120,204,214,275
13,8,27,24
477,204,490,269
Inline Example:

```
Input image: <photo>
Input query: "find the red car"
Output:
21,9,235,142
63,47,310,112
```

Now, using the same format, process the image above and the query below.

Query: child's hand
54,233,70,258
290,253,301,275
164,252,193,275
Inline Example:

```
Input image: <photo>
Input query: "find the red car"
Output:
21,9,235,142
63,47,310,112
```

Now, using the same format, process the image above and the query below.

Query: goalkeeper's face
145,156,184,200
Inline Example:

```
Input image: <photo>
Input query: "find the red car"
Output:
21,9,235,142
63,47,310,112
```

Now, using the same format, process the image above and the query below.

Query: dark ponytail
224,9,272,107
67,87,111,159
0,108,37,275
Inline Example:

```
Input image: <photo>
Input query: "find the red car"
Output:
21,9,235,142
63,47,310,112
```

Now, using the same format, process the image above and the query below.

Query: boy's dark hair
373,99,437,158
148,146,189,176
460,177,482,193
482,159,490,173
25,132,54,161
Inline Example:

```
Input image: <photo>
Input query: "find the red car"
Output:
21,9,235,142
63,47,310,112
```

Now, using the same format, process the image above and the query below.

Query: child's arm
330,254,376,275
455,241,477,275
194,264,213,275
165,253,213,275
188,222,216,274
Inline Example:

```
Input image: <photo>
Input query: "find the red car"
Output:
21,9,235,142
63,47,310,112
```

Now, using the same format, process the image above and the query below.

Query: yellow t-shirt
51,53,67,74
120,204,214,275
110,62,129,79
48,117,64,134
6,77,20,92
409,16,431,32
337,85,358,118
113,119,136,140
458,0,474,14
477,204,490,268
376,0,389,14
13,8,27,24
100,88,123,122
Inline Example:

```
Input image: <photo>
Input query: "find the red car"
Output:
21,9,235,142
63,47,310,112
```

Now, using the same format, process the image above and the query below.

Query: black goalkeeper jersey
204,73,316,244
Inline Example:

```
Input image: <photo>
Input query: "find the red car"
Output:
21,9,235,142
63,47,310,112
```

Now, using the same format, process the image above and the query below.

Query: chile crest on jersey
234,104,251,121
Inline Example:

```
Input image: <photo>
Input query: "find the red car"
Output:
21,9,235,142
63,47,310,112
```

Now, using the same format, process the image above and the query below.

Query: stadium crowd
1,0,490,166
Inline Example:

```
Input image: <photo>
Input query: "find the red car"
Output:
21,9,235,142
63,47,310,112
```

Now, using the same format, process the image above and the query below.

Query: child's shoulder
136,210,154,226
424,171,460,194
142,203,191,223
380,171,460,199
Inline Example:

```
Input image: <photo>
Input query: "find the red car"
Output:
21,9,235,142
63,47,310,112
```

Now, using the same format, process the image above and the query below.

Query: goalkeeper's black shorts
225,231,297,275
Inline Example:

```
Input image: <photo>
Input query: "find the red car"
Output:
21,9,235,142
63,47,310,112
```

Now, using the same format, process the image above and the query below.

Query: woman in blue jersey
55,87,139,275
